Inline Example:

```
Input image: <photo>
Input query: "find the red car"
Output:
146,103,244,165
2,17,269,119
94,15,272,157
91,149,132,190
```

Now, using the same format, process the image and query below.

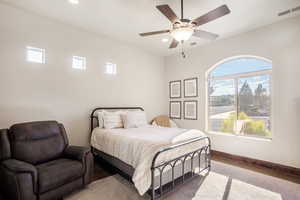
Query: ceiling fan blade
139,30,170,37
169,39,179,49
156,4,180,23
193,30,219,40
193,5,231,26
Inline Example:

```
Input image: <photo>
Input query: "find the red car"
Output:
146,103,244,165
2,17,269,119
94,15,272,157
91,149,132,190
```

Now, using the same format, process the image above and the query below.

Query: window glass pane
210,58,271,78
27,46,45,64
208,79,236,133
237,74,271,137
72,56,86,70
105,62,117,75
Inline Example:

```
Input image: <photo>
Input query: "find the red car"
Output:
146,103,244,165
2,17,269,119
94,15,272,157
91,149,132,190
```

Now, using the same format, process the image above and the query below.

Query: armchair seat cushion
36,159,83,194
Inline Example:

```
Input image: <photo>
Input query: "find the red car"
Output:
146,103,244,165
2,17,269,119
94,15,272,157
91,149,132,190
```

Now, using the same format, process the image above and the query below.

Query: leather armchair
0,121,94,200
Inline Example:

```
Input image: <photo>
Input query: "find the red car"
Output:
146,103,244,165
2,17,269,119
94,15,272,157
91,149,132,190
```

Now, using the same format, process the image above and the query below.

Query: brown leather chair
0,121,94,200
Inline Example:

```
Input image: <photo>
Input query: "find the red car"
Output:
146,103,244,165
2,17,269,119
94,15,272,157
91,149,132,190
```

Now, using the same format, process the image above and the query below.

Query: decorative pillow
152,119,178,128
103,111,124,129
122,111,148,129
152,115,171,127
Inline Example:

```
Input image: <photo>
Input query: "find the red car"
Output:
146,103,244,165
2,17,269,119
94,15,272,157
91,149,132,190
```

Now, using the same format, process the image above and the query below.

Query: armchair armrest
63,146,91,161
2,159,37,181
63,146,93,185
0,159,38,199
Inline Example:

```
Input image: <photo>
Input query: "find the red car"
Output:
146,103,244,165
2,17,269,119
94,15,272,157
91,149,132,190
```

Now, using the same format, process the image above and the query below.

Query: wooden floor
211,154,300,184
93,154,300,184
93,157,116,181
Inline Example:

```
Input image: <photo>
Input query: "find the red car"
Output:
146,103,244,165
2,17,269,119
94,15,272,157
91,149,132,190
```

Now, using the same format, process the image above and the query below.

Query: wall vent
278,5,300,16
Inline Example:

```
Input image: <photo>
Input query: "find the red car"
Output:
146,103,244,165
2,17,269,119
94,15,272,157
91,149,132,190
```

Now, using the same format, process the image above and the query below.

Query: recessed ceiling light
162,38,169,43
69,0,79,5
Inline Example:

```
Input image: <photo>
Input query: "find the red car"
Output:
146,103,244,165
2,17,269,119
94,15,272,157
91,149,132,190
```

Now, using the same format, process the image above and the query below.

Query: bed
90,107,211,200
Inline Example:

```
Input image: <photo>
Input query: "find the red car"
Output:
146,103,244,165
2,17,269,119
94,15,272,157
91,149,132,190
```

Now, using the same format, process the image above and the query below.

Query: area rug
66,172,282,200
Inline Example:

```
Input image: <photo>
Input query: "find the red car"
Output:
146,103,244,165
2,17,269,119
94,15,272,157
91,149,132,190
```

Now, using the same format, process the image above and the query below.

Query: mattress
91,125,208,195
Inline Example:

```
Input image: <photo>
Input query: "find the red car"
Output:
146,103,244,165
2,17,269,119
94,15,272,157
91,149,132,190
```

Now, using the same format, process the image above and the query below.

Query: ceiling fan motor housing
180,19,191,23
173,19,195,30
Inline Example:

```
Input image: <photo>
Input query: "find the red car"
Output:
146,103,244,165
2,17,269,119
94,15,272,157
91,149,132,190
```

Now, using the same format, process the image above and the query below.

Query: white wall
165,16,300,168
0,3,167,146
1,2,299,169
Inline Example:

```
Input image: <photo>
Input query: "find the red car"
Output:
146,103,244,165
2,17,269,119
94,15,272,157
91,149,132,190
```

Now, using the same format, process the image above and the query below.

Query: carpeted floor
211,161,300,200
66,161,300,200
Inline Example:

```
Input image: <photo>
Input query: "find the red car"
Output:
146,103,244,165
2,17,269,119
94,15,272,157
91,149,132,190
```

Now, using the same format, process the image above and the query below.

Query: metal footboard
150,136,211,200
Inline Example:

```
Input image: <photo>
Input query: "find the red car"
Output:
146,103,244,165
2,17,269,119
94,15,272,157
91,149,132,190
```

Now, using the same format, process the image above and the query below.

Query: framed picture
184,100,198,120
169,80,181,99
184,77,198,98
169,101,181,119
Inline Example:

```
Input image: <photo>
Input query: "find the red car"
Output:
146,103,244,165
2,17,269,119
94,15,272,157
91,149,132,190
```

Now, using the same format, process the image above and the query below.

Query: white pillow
103,111,124,129
122,111,148,129
97,111,104,128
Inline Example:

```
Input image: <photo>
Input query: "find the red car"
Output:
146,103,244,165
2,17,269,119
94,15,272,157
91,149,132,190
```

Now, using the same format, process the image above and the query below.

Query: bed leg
91,147,95,156
151,167,155,200
208,138,212,172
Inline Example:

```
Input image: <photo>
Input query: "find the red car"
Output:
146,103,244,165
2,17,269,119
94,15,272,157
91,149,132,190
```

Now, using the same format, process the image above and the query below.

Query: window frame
205,56,272,139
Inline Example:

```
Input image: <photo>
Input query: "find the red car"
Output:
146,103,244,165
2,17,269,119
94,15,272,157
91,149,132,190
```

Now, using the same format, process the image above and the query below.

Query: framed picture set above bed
169,101,181,119
184,77,198,98
183,100,198,120
169,80,181,98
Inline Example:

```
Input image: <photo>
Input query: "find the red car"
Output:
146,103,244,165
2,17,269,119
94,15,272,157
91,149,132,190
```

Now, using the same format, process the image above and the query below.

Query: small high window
105,62,117,75
207,56,272,138
26,46,45,64
72,56,86,70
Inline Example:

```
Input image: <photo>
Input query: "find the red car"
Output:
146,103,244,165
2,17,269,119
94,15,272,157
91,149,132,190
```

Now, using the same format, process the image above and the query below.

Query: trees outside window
207,56,272,138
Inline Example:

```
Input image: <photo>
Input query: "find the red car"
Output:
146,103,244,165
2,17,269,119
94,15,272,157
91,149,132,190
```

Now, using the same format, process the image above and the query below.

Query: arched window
207,56,272,138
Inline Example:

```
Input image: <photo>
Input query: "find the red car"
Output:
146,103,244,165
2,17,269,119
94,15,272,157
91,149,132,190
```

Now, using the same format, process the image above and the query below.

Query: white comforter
91,126,208,195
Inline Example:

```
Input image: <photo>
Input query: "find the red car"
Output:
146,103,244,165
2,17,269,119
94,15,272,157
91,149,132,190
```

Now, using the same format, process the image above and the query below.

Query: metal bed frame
90,107,211,200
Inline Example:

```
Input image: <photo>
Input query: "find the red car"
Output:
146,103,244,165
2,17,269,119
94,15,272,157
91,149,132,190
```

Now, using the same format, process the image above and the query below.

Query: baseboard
211,150,300,177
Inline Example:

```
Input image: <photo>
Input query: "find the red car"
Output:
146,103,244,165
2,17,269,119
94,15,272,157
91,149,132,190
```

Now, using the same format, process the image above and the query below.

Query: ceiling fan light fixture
162,38,169,43
171,27,194,42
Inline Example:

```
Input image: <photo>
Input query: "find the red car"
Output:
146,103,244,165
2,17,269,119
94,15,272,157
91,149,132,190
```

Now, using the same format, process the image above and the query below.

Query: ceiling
1,0,300,56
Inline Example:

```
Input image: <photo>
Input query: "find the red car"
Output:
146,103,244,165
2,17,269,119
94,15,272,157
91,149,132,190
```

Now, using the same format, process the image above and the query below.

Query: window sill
206,131,272,142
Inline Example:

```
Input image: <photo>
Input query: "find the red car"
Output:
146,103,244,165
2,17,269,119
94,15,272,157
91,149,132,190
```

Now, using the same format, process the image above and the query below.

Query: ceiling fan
139,0,231,49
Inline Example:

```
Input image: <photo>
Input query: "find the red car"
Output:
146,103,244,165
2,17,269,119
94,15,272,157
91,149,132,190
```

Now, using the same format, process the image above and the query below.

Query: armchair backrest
9,121,69,165
0,129,11,161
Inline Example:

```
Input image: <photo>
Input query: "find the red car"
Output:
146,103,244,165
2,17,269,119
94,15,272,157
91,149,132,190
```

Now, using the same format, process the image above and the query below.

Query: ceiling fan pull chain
181,41,186,58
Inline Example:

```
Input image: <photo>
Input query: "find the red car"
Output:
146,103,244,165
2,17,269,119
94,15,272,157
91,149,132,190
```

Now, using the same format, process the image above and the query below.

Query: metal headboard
90,107,144,133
